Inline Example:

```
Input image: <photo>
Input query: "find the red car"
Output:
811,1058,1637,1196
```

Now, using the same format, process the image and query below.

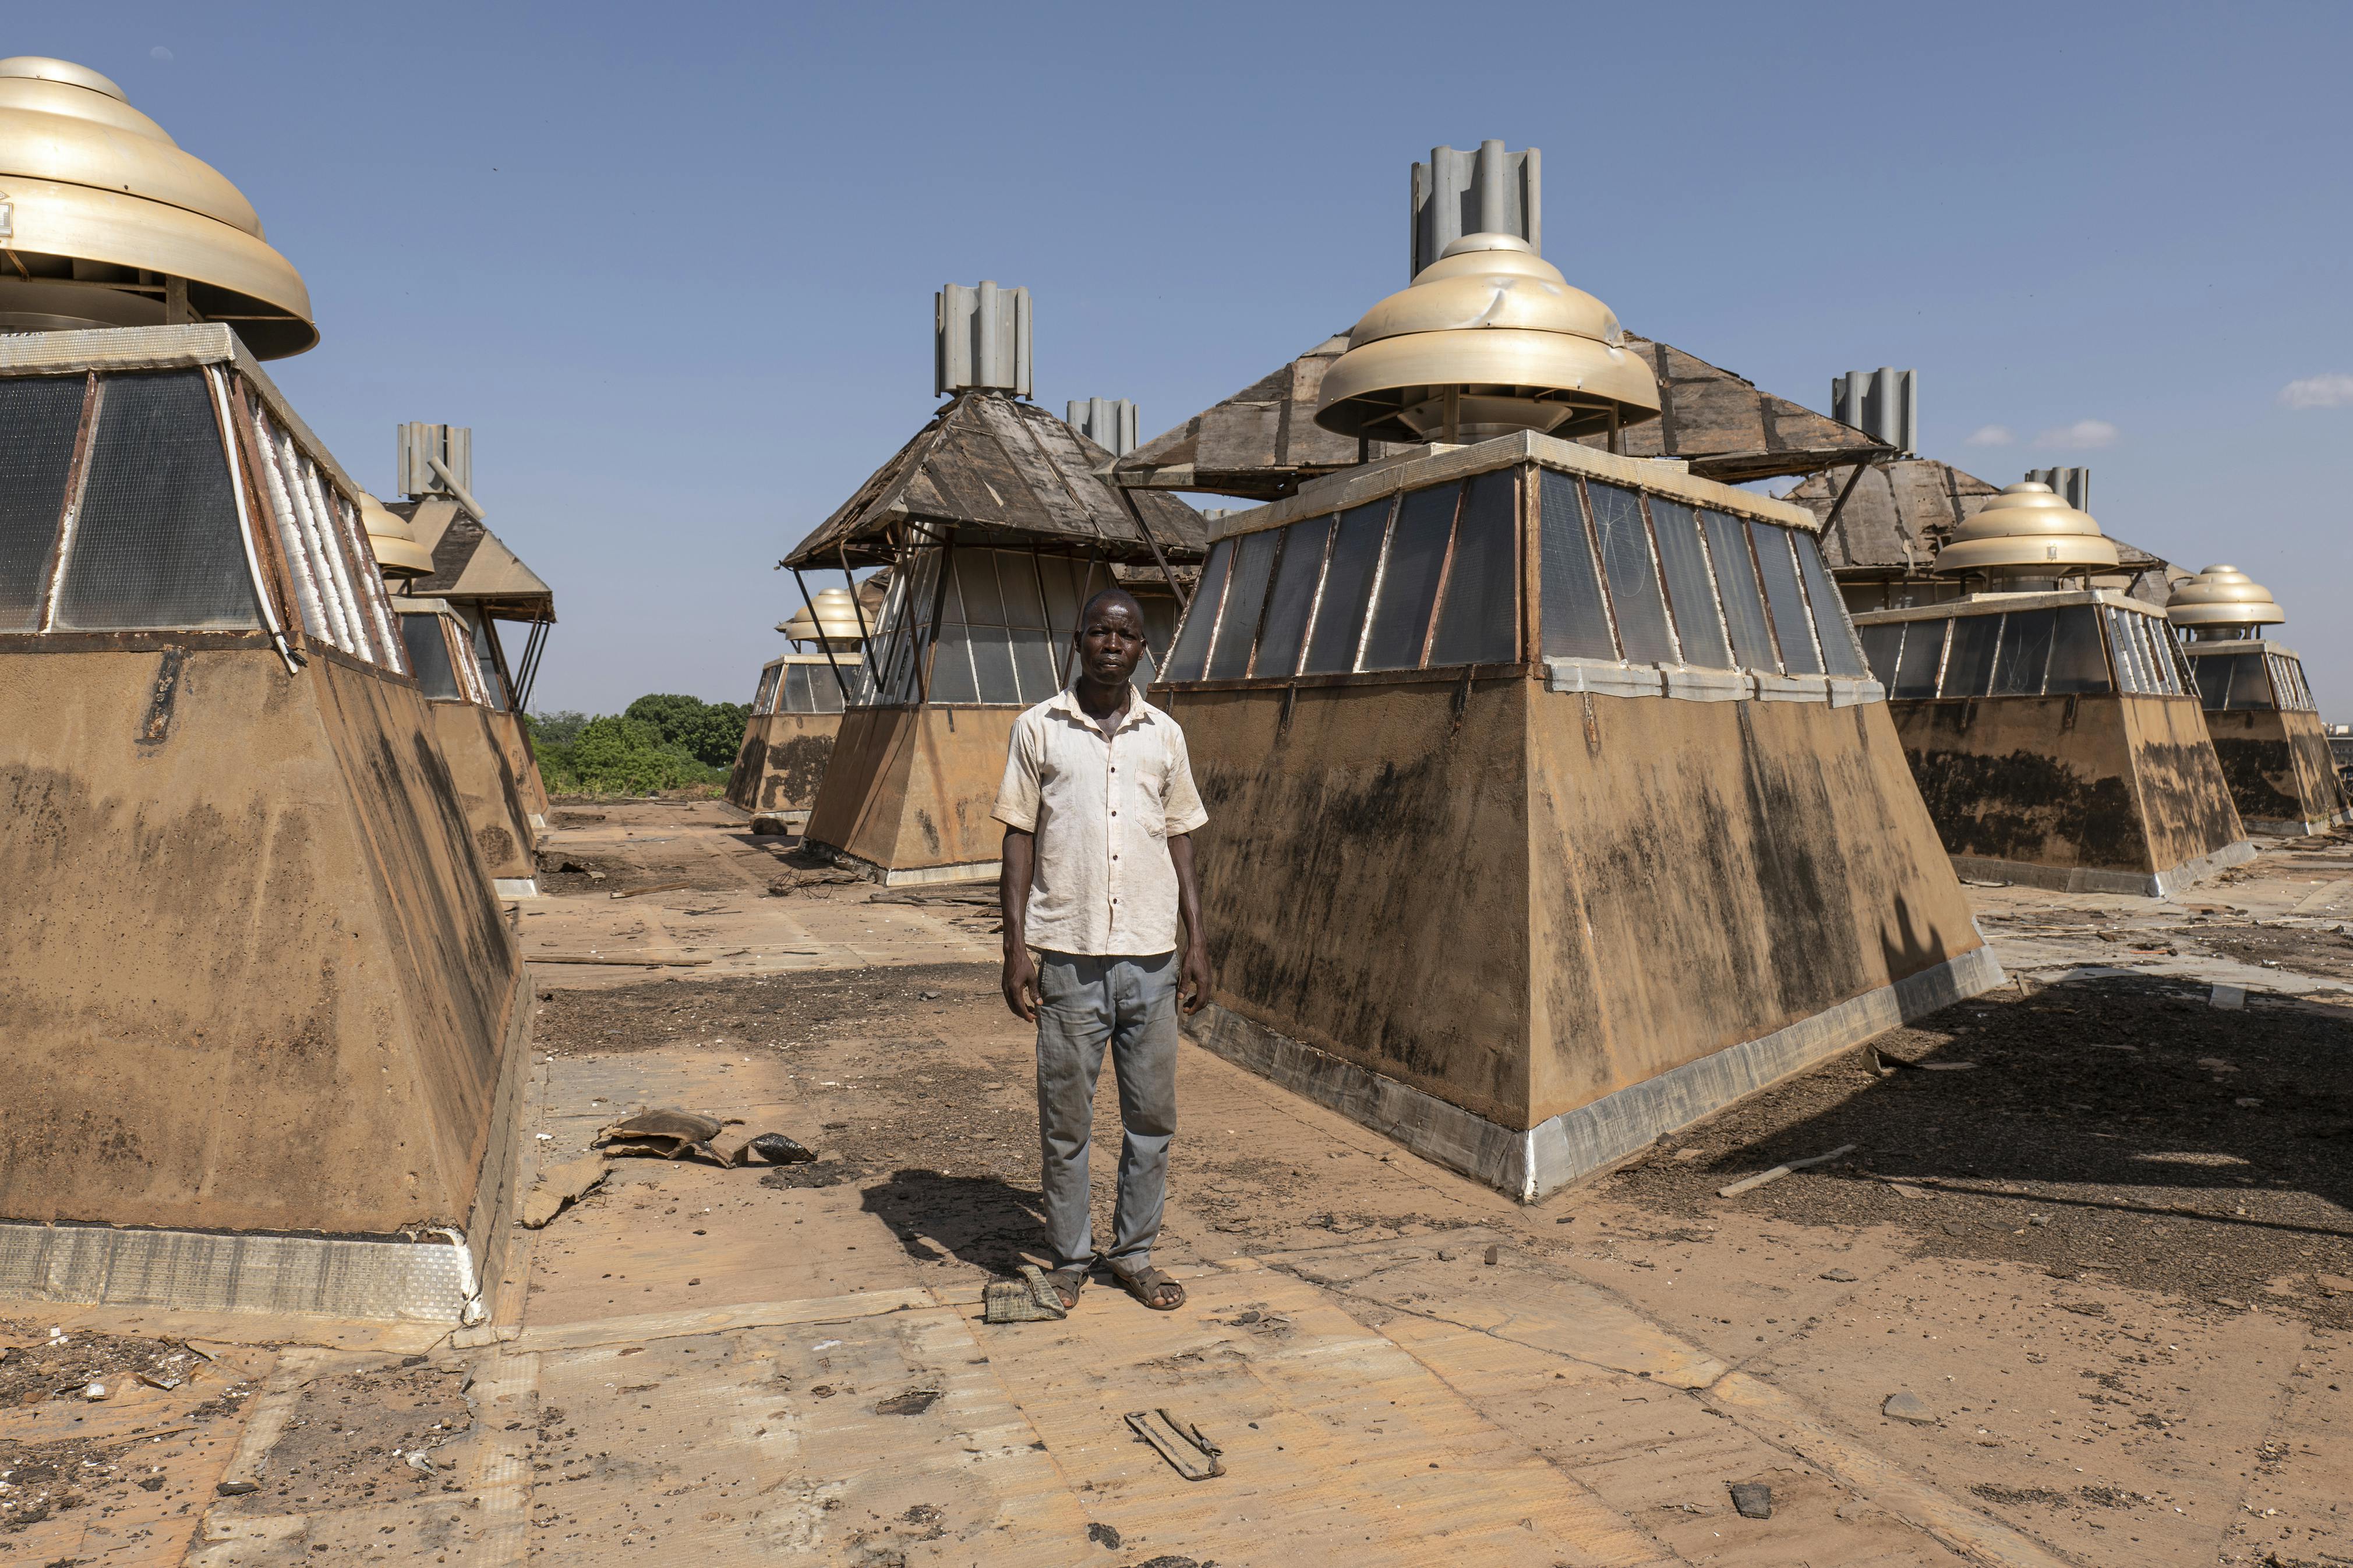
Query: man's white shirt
991,685,1209,957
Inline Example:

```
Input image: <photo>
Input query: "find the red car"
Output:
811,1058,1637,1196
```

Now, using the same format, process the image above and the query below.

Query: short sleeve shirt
991,686,1209,957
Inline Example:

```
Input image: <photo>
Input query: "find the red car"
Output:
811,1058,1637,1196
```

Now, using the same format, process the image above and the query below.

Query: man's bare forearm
1000,827,1034,953
1169,833,1212,1013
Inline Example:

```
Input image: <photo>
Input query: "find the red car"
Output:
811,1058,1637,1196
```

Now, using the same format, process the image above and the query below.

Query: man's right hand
1002,944,1040,1022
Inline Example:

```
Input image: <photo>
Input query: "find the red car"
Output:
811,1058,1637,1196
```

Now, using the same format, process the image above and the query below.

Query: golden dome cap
779,586,866,645
1314,232,1660,444
2166,564,2284,633
1935,481,2120,575
359,493,434,580
0,56,315,356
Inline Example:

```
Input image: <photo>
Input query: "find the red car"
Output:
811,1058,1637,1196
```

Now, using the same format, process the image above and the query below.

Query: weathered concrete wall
1892,695,2242,877
1171,681,1534,1127
425,699,537,880
489,709,550,827
2204,707,2351,831
802,705,1022,874
0,645,523,1236
1524,689,1978,1126
725,712,843,816
1167,679,1979,1134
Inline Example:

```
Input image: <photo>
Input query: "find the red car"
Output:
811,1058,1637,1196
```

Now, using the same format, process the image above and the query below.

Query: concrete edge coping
1948,840,2257,899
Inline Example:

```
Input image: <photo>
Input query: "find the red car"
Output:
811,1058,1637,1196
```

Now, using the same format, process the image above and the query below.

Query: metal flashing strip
814,844,1002,888
1186,943,2005,1203
0,1223,474,1321
0,322,238,375
1542,659,1884,707
493,877,541,898
1948,839,2259,898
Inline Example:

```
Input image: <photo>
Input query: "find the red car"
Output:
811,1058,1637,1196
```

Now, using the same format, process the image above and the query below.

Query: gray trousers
1034,950,1179,1273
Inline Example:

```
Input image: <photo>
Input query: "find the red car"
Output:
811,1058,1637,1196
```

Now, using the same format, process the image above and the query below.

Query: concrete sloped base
425,697,539,884
725,710,843,816
1895,692,2251,897
1163,676,1997,1195
2204,706,2352,839
488,707,552,829
801,703,1020,880
0,642,527,1293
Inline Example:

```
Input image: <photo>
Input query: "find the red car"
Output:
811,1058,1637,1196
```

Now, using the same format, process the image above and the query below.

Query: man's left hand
1179,943,1212,1015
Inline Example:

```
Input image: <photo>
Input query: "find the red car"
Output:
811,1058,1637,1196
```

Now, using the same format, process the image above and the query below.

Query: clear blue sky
27,2,2353,716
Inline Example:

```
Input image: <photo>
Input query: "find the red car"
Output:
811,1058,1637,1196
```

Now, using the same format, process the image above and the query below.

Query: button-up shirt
991,685,1209,957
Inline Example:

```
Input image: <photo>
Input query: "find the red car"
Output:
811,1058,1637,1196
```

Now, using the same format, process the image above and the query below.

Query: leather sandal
1108,1262,1186,1311
1044,1266,1089,1311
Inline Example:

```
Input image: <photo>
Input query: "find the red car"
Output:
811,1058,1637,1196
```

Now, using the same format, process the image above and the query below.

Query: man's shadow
861,1168,1049,1273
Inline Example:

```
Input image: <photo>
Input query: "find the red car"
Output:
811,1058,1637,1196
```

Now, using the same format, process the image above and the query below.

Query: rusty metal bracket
136,647,186,745
1125,1408,1224,1481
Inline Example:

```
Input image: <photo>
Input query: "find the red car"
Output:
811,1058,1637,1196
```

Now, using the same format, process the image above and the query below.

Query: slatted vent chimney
1829,369,1918,456
935,281,1033,398
1067,398,1139,455
397,423,472,501
1411,141,1541,277
2025,466,2091,511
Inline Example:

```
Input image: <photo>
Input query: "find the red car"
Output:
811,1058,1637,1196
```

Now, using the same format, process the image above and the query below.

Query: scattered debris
1820,1268,1859,1282
867,886,998,907
1483,1245,1500,1266
2210,983,2246,1009
521,1155,609,1228
747,1132,817,1165
1086,1521,1123,1549
748,813,792,836
82,1381,108,1400
612,880,695,900
875,1389,943,1416
531,953,712,968
1881,1391,1935,1425
1728,1481,1773,1519
1716,1144,1857,1198
595,1107,742,1163
984,1265,1070,1324
1125,1407,1225,1481
766,868,861,894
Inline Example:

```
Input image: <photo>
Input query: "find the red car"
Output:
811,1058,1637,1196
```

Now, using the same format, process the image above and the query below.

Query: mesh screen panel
1700,509,1776,672
1859,624,1903,686
1588,482,1674,664
2193,652,2231,710
1162,539,1230,681
780,664,810,712
1943,615,2000,697
1539,470,1616,661
1647,497,1730,669
2225,652,2275,710
1208,529,1279,679
1011,627,1059,703
1991,607,2057,695
1251,516,1330,678
1892,620,1946,698
1301,501,1390,675
970,625,1020,703
754,666,781,713
1793,530,1868,678
0,377,86,631
2103,608,2148,693
1748,523,1819,675
54,372,261,632
400,615,462,699
1361,482,1458,671
2044,606,2111,694
1428,469,1517,667
930,624,980,702
472,620,508,708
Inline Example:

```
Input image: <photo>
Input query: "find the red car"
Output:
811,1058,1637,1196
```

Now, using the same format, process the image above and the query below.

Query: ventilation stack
1150,148,1998,1201
785,284,1207,883
387,423,557,837
2170,567,2347,834
726,586,870,823
1852,484,2251,894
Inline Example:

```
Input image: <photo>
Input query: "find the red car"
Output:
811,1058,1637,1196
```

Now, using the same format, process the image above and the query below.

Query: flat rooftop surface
5,802,2349,1565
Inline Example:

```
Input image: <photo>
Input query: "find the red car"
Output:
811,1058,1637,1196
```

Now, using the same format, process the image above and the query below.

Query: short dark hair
1078,587,1145,629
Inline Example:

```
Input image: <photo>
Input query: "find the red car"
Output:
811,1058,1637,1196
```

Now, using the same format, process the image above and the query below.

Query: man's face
1075,600,1145,688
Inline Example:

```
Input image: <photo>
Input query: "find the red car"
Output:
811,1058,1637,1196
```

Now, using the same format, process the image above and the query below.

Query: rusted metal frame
917,532,959,705
1518,463,1541,669
203,366,301,674
0,628,273,654
1626,490,1686,668
1414,479,1472,670
1349,494,1404,674
33,373,103,634
1284,509,1344,681
1570,477,1626,663
475,616,522,710
1606,403,1622,456
513,615,550,709
1193,539,1238,677
794,565,856,704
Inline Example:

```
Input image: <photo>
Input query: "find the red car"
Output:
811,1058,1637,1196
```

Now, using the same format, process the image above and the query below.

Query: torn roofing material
1786,458,2174,604
783,390,1207,569
1106,332,1893,500
391,494,556,620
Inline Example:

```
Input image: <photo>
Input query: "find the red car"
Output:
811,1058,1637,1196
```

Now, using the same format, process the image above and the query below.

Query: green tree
624,693,751,769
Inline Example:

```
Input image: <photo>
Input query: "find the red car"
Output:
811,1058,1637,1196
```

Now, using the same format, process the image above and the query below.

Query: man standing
994,586,1211,1312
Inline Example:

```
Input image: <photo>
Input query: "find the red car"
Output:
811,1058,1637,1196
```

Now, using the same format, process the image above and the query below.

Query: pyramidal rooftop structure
0,61,528,1322
726,586,868,825
783,283,1207,884
1852,483,2252,895
386,423,556,838
1153,144,1998,1200
2170,567,2348,835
